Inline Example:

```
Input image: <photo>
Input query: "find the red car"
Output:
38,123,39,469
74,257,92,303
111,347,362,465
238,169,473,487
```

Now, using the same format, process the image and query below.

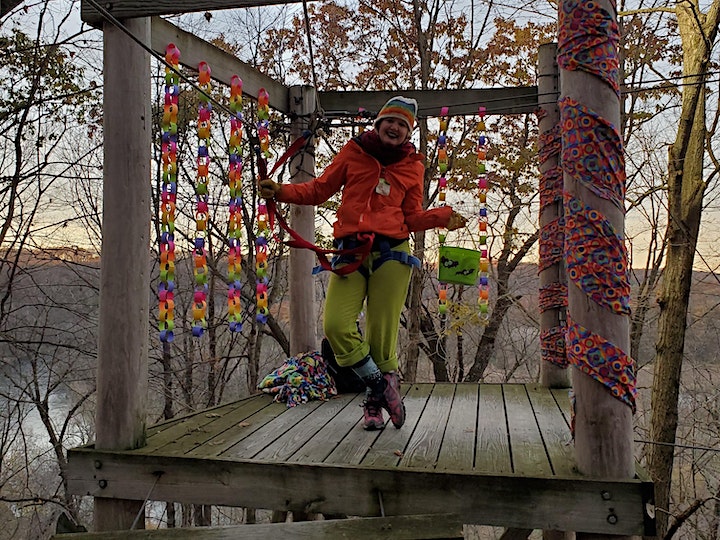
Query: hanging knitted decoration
158,43,180,343
192,61,212,337
436,107,482,308
437,106,450,316
476,106,491,320
255,88,271,324
227,75,244,333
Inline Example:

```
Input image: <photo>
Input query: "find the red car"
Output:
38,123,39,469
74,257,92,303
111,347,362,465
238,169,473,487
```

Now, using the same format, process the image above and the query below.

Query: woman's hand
258,178,282,199
447,211,467,231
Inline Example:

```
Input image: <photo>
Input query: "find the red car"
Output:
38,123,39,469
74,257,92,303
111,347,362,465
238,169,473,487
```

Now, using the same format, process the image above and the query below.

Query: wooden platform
65,383,655,536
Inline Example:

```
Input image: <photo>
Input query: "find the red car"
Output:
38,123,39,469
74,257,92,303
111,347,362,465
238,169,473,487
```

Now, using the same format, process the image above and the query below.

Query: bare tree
0,2,103,535
645,1,720,536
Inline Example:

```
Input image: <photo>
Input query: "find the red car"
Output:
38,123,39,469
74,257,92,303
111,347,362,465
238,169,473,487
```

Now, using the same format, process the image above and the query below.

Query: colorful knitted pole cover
538,110,568,372
558,0,636,411
537,116,567,368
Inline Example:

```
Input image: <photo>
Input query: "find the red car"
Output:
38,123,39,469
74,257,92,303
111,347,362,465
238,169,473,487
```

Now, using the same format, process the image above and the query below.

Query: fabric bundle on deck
258,351,338,407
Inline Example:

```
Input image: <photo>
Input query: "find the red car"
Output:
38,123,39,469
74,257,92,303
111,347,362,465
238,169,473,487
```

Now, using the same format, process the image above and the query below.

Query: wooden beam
317,87,538,118
53,514,464,539
81,0,307,28
151,17,289,113
66,448,656,535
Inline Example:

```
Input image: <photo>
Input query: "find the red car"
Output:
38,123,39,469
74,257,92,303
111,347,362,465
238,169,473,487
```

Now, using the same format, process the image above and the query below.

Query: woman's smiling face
376,117,410,146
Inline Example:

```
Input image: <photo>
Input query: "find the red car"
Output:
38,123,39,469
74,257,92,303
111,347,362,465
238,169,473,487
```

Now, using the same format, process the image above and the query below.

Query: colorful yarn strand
158,43,180,343
192,61,212,337
437,106,450,316
476,107,490,320
227,75,244,333
255,88,271,324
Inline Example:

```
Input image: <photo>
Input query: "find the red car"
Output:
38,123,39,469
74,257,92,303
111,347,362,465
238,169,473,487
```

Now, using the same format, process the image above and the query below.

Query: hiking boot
380,372,406,428
362,395,385,430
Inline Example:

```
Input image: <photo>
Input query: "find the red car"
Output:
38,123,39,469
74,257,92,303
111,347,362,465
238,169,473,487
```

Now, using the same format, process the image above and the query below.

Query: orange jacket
276,139,453,239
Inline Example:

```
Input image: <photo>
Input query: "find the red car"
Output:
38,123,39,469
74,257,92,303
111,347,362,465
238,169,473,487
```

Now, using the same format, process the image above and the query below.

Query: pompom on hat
373,96,418,131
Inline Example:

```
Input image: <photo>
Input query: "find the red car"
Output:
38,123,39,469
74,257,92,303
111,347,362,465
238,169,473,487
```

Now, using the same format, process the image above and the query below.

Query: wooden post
539,43,573,540
93,17,151,531
287,86,318,355
538,42,570,389
559,3,635,539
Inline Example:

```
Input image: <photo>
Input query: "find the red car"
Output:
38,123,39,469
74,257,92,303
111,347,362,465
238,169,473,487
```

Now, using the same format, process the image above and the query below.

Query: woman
259,96,466,430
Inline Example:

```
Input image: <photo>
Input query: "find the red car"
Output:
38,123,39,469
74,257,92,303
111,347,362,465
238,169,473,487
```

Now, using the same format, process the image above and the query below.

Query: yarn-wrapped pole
538,42,570,387
558,0,635,494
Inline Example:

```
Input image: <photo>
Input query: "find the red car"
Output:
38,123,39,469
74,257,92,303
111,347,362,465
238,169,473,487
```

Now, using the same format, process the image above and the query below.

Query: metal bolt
94,460,102,469
601,490,612,501
98,479,107,489
607,513,618,525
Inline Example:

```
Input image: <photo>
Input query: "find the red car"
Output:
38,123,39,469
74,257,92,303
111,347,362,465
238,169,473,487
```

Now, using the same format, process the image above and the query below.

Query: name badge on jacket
375,177,391,196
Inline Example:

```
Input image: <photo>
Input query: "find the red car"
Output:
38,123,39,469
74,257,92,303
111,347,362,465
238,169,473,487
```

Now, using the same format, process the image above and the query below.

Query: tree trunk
430,313,449,382
628,255,663,364
648,2,720,536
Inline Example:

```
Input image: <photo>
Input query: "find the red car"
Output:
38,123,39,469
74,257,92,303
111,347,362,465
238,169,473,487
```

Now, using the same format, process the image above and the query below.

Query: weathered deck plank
475,384,512,473
504,384,553,476
550,387,572,427
400,383,455,469
526,384,576,477
186,400,286,457
145,398,275,456
289,393,367,463
222,400,323,459
436,383,478,471
253,393,357,461
144,400,249,444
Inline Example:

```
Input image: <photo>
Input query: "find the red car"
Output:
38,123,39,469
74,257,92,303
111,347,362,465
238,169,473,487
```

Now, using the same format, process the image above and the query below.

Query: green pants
323,241,412,373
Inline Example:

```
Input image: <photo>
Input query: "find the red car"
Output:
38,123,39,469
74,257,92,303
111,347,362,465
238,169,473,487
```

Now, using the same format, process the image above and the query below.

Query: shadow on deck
65,383,655,536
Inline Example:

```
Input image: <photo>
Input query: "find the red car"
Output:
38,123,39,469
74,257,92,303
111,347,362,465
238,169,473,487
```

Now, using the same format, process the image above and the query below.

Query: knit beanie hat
373,96,418,131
